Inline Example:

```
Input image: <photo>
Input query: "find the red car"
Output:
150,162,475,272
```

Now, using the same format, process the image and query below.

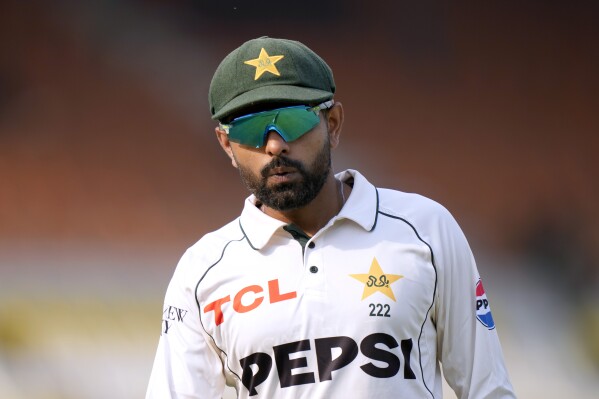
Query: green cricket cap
209,36,336,121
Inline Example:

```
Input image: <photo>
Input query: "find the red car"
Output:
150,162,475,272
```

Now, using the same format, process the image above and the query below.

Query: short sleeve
432,209,516,398
146,250,226,399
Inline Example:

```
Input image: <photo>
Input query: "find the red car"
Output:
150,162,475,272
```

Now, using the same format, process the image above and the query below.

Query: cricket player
146,36,516,398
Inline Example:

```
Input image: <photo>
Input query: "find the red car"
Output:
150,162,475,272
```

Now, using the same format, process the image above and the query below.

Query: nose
264,130,289,156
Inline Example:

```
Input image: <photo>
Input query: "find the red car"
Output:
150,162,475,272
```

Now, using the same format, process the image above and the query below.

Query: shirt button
308,242,315,249
309,266,318,273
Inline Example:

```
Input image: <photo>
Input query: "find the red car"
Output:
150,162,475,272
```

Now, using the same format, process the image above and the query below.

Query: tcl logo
240,333,416,396
203,279,297,326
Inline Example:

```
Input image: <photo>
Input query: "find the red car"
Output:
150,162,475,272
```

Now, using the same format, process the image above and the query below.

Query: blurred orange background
1,1,598,398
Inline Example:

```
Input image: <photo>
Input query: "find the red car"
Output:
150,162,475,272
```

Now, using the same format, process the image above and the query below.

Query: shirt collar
335,169,379,232
238,196,287,250
238,169,379,250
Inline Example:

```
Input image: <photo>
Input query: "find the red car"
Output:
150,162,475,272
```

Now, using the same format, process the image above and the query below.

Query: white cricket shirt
146,169,516,398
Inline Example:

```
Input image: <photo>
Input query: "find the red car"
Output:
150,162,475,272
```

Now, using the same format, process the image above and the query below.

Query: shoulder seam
194,235,245,384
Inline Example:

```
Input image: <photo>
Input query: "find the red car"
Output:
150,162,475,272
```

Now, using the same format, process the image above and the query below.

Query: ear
215,126,238,168
326,101,344,149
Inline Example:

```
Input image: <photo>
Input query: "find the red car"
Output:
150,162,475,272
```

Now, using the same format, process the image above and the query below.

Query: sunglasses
219,100,334,148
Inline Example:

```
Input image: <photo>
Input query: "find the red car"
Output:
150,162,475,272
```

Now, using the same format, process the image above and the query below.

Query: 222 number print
369,303,391,317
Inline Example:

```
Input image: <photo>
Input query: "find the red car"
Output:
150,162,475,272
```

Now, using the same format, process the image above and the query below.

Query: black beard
237,139,331,211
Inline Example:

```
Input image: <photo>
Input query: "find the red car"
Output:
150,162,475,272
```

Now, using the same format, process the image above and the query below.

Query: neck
260,173,345,236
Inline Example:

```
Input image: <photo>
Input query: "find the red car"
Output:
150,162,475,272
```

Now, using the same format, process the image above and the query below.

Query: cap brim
212,85,334,121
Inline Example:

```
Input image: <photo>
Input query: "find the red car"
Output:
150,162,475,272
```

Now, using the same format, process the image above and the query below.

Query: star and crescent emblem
244,48,285,80
350,258,403,301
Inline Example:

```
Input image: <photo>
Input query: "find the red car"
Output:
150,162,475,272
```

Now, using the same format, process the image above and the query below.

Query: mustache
260,156,305,178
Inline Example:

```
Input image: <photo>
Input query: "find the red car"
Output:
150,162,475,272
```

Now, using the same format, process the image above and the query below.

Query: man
146,36,516,398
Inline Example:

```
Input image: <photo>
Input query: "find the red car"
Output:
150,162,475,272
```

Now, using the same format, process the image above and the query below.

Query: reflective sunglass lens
228,106,321,147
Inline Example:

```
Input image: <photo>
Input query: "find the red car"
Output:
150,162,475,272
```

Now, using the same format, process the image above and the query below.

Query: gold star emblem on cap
244,48,285,80
350,258,403,301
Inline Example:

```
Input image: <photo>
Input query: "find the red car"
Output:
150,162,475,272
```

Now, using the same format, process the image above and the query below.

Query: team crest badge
244,48,284,80
475,279,495,330
350,257,403,301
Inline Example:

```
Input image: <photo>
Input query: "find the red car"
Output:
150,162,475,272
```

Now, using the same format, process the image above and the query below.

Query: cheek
299,129,331,161
230,146,264,175
291,126,328,155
